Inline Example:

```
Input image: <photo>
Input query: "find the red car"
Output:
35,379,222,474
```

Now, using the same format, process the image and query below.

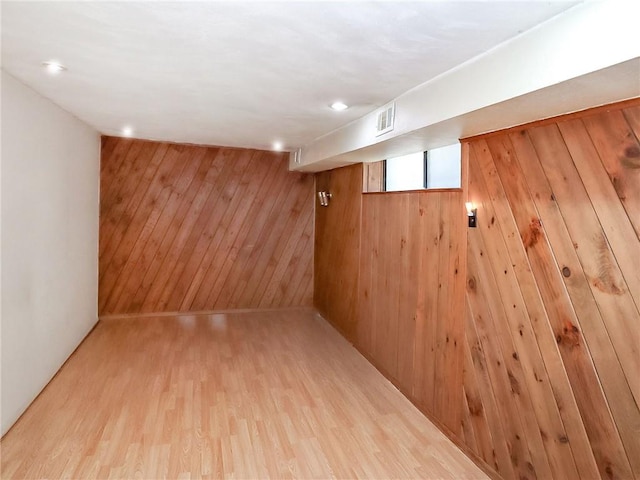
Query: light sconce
465,202,477,228
318,191,332,207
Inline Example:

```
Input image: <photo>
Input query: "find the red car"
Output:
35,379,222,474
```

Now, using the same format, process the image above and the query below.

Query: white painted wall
1,71,100,436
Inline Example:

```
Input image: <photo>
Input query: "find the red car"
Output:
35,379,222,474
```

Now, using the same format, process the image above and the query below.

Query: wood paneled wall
358,190,467,434
315,100,640,480
314,164,467,436
314,164,362,341
99,137,314,316
462,101,640,480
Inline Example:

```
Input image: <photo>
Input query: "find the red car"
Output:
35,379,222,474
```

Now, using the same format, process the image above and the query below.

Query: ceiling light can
330,101,348,111
42,61,66,74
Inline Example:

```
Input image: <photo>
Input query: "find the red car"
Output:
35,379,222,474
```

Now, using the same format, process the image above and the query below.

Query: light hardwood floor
1,309,487,479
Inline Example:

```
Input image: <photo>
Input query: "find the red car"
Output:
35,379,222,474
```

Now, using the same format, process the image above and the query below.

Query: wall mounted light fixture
465,202,477,228
317,191,332,207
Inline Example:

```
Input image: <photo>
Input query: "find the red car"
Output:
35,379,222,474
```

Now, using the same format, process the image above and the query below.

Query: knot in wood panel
522,217,543,250
507,370,521,395
556,321,581,349
592,236,626,295
466,394,484,417
622,145,640,168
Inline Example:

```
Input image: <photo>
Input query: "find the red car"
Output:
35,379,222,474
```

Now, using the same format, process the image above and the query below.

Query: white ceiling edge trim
291,1,640,172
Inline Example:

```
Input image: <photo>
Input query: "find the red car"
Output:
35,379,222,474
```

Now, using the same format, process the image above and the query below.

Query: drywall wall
1,71,100,435
99,137,314,315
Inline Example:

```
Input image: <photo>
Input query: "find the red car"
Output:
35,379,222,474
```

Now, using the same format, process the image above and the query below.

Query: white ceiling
1,1,579,152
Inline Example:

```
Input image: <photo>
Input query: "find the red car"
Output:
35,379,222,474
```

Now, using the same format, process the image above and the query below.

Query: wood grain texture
0,311,487,480
314,164,363,342
315,175,467,436
99,137,314,315
314,163,476,473
462,99,640,480
362,161,384,193
313,99,640,480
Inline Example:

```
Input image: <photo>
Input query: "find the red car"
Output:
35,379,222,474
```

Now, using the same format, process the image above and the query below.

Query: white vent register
375,102,395,136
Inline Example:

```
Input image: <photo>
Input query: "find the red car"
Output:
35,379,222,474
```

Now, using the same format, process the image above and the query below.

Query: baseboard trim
99,306,314,321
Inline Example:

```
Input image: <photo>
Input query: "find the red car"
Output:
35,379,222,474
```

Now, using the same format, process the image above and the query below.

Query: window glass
426,143,461,189
378,142,461,193
384,152,425,191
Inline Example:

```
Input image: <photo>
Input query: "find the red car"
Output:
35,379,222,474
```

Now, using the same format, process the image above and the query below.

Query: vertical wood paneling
99,137,314,315
314,164,362,342
358,190,466,434
463,99,640,480
434,192,466,435
396,194,418,393
412,193,442,415
314,99,640,480
362,161,384,193
314,164,467,439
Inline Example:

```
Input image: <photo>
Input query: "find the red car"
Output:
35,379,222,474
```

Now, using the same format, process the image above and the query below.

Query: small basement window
363,142,461,192
425,143,461,189
385,151,426,192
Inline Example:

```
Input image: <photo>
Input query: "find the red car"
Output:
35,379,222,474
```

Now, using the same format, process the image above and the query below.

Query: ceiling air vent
375,102,395,136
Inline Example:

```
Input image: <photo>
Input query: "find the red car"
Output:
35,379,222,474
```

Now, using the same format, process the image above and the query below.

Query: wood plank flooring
0,310,487,479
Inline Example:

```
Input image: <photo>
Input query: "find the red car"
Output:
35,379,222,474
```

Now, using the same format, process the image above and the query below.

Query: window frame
383,151,428,192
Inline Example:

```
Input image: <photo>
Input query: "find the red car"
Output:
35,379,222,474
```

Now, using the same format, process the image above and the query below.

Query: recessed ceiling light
122,126,134,137
272,140,284,151
330,101,349,111
42,61,66,75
